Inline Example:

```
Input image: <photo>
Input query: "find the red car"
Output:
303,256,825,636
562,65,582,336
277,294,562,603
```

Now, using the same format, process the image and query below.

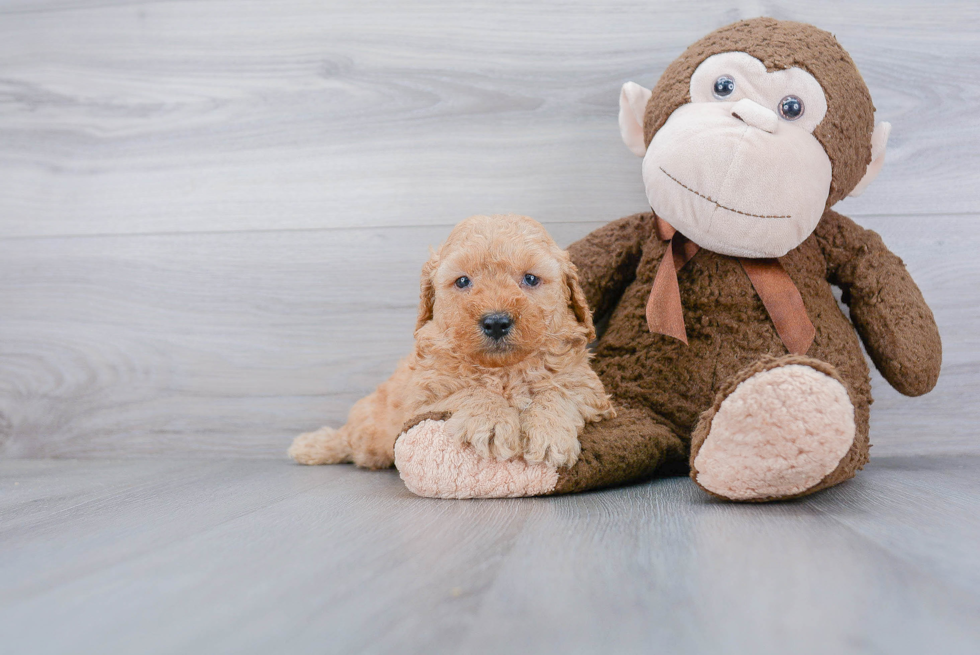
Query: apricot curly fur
289,215,614,470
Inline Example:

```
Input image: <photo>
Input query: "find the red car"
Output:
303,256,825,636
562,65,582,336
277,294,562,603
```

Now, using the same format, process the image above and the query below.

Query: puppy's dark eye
713,75,735,99
454,276,471,289
522,274,540,287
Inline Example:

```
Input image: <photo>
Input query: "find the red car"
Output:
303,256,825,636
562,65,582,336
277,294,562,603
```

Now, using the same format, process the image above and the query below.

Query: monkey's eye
712,75,736,99
522,273,541,287
454,276,471,289
778,95,805,120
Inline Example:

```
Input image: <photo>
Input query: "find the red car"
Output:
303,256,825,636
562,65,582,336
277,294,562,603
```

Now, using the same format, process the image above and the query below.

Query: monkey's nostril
481,312,513,340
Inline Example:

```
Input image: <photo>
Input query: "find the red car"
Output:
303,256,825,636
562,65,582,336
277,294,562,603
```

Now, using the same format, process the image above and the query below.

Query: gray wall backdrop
1,0,978,459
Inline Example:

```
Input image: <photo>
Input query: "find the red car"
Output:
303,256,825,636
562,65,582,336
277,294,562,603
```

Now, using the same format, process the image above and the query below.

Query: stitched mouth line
659,167,791,220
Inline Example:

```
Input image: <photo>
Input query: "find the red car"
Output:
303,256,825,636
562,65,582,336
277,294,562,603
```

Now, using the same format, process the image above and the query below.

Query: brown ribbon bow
645,216,815,355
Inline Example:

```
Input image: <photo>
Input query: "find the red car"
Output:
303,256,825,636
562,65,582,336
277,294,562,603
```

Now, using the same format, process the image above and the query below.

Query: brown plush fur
392,18,940,502
643,18,876,208
545,18,941,498
689,354,862,502
553,204,941,495
289,215,614,469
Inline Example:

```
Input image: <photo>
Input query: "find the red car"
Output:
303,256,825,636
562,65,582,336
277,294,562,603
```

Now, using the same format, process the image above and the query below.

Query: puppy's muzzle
480,312,513,341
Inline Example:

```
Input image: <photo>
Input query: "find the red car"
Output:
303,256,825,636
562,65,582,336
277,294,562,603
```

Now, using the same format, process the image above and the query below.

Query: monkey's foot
394,419,559,499
691,357,857,502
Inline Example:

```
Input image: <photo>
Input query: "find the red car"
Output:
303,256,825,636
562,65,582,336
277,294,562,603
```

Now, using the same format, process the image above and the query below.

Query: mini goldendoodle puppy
288,214,615,470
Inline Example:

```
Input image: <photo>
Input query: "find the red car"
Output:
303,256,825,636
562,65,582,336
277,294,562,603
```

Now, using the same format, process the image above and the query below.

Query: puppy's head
416,215,594,368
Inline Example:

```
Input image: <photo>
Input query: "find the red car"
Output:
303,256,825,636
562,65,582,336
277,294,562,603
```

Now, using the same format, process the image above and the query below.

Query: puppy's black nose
481,312,513,340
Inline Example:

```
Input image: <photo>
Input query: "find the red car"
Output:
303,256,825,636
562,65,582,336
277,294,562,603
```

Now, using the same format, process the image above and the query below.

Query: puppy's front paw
520,408,582,468
444,406,522,461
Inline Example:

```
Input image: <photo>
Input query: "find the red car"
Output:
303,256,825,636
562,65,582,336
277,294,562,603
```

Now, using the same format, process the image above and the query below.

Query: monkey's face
621,19,890,258
643,52,832,258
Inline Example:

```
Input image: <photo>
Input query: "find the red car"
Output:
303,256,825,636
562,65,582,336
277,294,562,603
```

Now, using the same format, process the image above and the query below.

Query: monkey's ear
415,248,439,332
849,122,891,197
619,82,653,157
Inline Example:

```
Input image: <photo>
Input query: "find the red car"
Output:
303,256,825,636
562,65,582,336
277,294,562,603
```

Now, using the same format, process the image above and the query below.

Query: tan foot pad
394,420,559,499
694,364,856,500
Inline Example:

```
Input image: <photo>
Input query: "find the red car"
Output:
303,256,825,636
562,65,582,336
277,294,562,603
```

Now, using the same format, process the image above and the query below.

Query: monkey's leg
393,406,687,499
690,355,870,502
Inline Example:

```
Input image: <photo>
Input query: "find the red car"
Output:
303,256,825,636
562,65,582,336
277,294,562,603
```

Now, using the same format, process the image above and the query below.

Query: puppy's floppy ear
415,247,439,332
563,259,596,341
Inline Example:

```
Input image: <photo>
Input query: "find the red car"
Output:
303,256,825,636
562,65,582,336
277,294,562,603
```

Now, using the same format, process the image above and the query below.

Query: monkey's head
620,18,890,258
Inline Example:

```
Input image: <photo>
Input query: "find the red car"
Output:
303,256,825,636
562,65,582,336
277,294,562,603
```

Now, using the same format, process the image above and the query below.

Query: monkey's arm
815,210,942,396
567,212,654,321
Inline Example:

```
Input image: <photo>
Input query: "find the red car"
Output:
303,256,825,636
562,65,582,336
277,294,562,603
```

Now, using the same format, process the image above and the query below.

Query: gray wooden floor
2,1,980,653
2,456,980,654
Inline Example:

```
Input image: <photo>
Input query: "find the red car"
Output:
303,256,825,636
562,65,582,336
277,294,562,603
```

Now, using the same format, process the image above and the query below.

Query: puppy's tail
288,426,352,465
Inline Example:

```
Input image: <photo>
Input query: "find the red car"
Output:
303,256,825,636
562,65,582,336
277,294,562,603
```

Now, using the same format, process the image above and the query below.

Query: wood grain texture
0,0,977,459
2,4,977,653
1,456,979,654
1,216,977,459
0,0,978,239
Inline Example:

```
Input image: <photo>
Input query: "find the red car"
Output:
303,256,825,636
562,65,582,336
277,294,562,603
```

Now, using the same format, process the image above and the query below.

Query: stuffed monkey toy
395,17,942,501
